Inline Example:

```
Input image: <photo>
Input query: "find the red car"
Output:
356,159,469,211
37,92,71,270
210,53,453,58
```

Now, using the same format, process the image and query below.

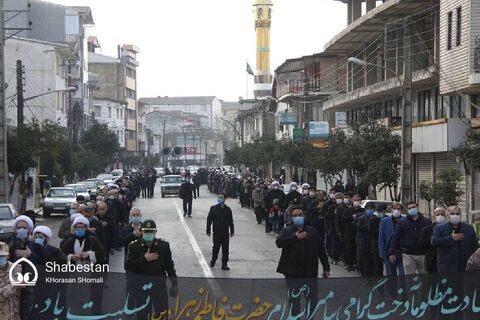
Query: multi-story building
138,96,224,165
88,52,127,149
220,101,251,147
317,0,479,221
4,37,75,128
5,0,94,142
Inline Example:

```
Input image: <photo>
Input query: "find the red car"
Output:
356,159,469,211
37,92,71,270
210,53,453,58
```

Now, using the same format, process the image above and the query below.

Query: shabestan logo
9,257,38,286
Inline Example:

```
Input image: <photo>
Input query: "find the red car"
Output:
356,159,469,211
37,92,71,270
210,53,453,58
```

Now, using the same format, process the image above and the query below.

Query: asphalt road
38,185,356,279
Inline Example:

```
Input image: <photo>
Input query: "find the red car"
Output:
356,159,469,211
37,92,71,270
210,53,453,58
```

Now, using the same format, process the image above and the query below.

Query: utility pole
0,2,7,202
401,18,413,204
16,59,26,212
16,60,24,134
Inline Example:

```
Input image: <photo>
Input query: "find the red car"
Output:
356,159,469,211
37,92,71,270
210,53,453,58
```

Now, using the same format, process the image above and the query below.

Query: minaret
253,0,273,98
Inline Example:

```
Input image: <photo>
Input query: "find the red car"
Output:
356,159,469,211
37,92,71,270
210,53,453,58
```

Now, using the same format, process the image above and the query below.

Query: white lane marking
174,201,213,278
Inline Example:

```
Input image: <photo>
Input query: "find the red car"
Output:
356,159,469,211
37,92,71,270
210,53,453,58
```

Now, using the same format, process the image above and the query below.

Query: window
94,105,101,117
449,95,465,118
116,109,120,119
456,7,462,47
65,15,79,35
108,107,112,118
126,67,136,79
447,11,453,50
417,90,431,122
126,88,136,99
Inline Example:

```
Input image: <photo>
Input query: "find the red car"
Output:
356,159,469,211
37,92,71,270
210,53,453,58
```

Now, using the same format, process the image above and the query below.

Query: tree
417,168,464,211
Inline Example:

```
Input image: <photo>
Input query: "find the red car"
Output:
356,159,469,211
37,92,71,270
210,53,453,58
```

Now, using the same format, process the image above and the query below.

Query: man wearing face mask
378,202,405,276
300,183,310,200
368,203,386,277
286,182,302,208
432,206,479,272
356,203,375,277
389,201,431,274
207,193,234,270
126,219,178,319
276,206,329,316
418,207,446,274
265,182,285,234
9,216,36,320
179,176,196,218
325,192,344,265
338,194,356,272
119,208,143,262
96,201,116,263
31,226,65,264
252,184,265,224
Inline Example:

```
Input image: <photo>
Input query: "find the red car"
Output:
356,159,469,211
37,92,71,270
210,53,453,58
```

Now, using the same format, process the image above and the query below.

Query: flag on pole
246,62,254,76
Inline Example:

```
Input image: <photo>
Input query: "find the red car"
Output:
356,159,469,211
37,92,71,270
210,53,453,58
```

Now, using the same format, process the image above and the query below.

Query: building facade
317,0,479,221
4,37,74,127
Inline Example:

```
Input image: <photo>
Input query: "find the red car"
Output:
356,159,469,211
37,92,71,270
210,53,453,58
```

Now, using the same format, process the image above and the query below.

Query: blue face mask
365,209,374,216
34,237,45,246
130,216,141,225
376,212,385,219
0,256,7,267
69,208,76,216
408,208,418,217
217,198,225,205
16,228,29,240
75,228,86,238
143,233,155,242
293,216,304,226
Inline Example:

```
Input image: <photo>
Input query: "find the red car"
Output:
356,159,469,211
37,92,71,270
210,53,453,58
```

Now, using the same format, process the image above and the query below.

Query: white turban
33,226,52,238
13,215,34,232
70,213,82,222
72,216,89,228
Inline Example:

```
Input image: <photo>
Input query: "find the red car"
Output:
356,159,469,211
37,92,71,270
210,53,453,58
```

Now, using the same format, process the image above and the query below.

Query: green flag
246,62,254,76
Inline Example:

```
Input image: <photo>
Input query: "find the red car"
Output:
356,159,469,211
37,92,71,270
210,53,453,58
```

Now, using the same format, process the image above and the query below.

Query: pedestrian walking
207,193,234,270
179,177,196,217
432,206,479,272
388,201,431,275
378,202,405,276
125,220,178,319
368,203,385,277
276,206,329,317
252,183,265,224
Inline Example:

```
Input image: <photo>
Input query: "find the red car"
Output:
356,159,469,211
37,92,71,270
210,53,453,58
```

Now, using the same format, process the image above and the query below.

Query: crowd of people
0,169,180,319
207,170,480,279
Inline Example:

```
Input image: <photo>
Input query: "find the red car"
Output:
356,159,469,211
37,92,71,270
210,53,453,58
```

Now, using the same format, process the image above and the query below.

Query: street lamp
348,57,412,204
24,87,76,102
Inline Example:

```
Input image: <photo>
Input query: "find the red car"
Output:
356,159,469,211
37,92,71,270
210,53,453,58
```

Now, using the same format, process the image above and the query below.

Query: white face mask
392,209,401,218
309,191,316,197
343,198,350,205
302,189,308,195
353,201,360,208
291,187,297,191
449,215,461,225
435,215,446,224
336,199,343,205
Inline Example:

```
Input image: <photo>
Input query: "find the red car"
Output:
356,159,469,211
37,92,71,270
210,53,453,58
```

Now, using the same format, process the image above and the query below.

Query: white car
66,184,90,202
97,174,116,184
42,187,77,217
111,169,124,177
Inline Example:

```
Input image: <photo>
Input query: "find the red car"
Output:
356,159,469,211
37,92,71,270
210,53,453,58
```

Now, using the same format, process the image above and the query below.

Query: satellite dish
161,147,171,157
172,147,183,157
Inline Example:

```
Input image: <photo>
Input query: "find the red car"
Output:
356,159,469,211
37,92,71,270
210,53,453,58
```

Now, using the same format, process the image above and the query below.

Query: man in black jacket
206,193,234,270
276,206,330,316
179,177,196,217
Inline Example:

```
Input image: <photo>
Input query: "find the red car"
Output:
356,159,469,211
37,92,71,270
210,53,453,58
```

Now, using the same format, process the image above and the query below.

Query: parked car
65,184,91,202
97,174,116,184
86,178,106,189
78,180,99,200
111,169,124,177
0,204,18,243
41,187,77,217
160,175,183,198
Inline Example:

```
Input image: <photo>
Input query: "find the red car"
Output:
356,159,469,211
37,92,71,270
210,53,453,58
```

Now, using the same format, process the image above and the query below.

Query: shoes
183,213,187,217
210,260,215,268
221,264,230,270
188,215,192,218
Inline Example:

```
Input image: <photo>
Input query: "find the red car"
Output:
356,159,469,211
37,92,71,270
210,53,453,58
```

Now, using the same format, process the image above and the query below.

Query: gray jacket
252,189,264,208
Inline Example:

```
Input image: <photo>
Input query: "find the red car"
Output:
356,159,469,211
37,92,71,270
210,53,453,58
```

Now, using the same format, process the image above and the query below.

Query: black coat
206,204,234,236
419,223,437,273
276,225,328,277
179,182,196,200
125,238,177,286
265,189,286,210
285,191,302,207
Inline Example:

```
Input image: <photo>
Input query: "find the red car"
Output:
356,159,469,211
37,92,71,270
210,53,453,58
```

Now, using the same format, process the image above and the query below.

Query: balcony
392,118,469,153
127,119,136,130
126,139,137,152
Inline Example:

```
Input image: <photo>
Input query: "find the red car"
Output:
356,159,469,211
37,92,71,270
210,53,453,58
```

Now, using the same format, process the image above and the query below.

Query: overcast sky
49,0,347,101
